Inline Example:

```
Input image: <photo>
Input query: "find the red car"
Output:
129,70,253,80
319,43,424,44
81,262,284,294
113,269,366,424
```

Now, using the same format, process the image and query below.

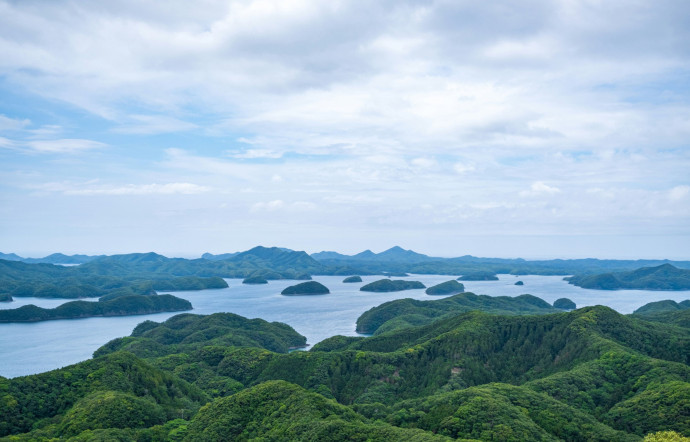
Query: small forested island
343,275,363,283
0,294,192,323
566,263,690,290
0,293,12,302
242,276,268,284
425,280,465,296
360,279,425,292
295,273,312,280
515,280,524,286
281,281,330,295
553,297,577,310
457,272,499,281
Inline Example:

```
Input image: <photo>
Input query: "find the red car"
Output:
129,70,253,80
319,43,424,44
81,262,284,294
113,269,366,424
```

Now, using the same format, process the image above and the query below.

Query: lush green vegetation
2,247,690,442
554,298,577,310
343,275,363,283
0,292,12,302
567,264,690,290
458,272,499,281
185,380,449,441
356,292,558,334
0,294,192,323
425,280,465,296
2,304,689,440
360,279,426,293
515,280,524,285
634,299,690,315
0,258,227,302
281,281,330,295
242,275,268,284
94,312,307,358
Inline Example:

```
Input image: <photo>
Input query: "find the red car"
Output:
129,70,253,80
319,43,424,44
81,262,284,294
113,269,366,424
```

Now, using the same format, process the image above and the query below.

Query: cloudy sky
1,0,689,259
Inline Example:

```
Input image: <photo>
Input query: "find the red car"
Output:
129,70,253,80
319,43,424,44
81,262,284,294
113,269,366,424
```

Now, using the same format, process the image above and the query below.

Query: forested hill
0,258,228,302
355,292,560,334
0,294,192,323
1,304,688,440
566,264,690,290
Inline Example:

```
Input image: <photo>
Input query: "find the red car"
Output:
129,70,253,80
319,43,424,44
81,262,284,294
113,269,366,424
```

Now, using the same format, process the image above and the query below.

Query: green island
242,275,268,284
1,297,689,440
515,280,524,285
0,294,192,323
566,264,690,290
343,275,363,283
360,279,426,292
553,297,577,310
281,281,330,295
458,272,499,281
0,258,228,301
425,280,465,296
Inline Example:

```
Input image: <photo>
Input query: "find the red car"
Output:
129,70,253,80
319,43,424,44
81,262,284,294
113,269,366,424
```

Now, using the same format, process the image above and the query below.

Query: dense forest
0,294,192,323
1,294,688,440
566,264,690,290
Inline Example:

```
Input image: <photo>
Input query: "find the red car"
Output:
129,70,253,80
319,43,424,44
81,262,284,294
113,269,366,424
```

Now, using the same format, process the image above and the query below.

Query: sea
1,273,689,378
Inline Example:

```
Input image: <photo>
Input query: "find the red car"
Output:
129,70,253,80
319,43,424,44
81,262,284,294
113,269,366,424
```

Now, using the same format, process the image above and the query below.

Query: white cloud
1,1,689,257
410,157,437,169
0,114,30,131
669,185,690,201
520,181,561,197
453,162,475,174
35,182,210,195
229,149,283,159
251,199,317,212
25,139,105,154
112,115,198,134
251,200,285,211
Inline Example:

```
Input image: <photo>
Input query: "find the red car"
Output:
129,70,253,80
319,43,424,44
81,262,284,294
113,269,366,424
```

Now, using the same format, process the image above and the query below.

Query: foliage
184,380,450,441
356,292,558,334
57,390,167,437
425,280,465,295
644,431,690,441
0,351,207,437
281,280,330,295
554,298,577,309
458,272,499,281
567,264,690,290
343,275,363,283
634,300,690,315
360,279,426,293
241,276,268,284
95,312,307,358
0,294,192,323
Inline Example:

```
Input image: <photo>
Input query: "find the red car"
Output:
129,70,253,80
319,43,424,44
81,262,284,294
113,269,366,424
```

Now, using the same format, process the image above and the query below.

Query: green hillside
567,264,690,290
1,302,689,440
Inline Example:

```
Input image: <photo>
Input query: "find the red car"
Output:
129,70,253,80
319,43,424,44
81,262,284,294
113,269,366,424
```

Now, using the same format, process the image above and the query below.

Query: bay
1,274,689,379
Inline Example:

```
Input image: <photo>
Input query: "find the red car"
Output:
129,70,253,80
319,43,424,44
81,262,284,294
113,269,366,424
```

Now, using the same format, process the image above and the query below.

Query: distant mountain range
0,252,103,264
4,246,690,282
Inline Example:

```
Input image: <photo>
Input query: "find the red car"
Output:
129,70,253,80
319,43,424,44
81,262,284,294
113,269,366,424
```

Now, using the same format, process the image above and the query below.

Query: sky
0,0,689,260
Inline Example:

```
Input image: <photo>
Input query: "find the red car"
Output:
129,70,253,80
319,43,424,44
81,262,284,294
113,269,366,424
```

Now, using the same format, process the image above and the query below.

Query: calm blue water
1,274,689,378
